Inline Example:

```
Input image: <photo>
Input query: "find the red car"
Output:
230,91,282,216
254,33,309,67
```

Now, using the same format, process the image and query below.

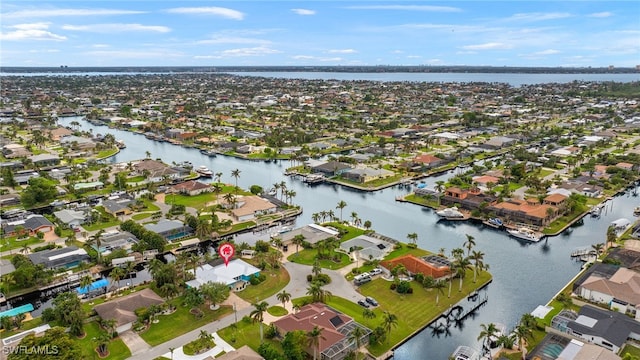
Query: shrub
250,273,266,285
255,240,270,253
389,283,397,290
258,342,284,360
313,273,331,285
407,243,418,249
265,324,278,339
396,280,412,294
242,315,252,324
306,274,313,282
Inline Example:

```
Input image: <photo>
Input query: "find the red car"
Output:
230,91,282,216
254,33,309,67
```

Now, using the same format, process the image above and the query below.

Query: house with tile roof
230,195,277,222
169,180,211,196
1,214,55,236
94,288,164,333
577,267,640,316
487,198,558,229
381,254,452,280
272,303,371,360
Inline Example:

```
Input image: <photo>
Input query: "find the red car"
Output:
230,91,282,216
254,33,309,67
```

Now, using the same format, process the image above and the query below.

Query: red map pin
219,243,235,267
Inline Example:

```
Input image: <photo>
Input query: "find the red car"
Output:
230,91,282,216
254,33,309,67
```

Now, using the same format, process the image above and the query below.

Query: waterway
55,115,640,359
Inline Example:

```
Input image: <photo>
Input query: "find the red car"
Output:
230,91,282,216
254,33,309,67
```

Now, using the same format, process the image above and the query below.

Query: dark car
357,299,370,308
365,296,378,306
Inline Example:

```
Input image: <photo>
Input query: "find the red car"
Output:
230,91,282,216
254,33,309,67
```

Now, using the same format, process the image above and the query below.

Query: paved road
127,257,363,359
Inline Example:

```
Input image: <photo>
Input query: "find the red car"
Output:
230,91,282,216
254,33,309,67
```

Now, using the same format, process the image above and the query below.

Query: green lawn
290,270,493,357
235,266,290,302
622,344,640,358
288,249,352,269
78,321,131,360
131,213,153,221
267,306,288,316
0,236,44,252
139,300,233,346
170,187,252,210
218,318,284,354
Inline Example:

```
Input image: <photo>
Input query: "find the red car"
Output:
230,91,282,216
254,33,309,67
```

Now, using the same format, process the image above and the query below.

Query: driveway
119,330,151,355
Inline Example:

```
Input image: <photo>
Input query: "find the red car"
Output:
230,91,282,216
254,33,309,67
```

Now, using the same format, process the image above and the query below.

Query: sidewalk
160,332,234,360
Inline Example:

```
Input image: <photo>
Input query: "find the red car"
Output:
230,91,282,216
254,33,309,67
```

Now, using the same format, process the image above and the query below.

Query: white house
186,259,261,292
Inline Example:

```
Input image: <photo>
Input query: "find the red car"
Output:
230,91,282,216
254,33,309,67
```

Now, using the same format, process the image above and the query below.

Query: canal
58,116,637,359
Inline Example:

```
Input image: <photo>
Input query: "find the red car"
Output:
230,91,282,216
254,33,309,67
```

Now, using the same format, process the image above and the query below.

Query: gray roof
0,259,15,275
144,219,188,234
28,246,89,268
102,198,135,214
53,209,86,224
568,305,640,348
279,224,339,245
28,153,60,162
3,214,54,233
340,235,392,260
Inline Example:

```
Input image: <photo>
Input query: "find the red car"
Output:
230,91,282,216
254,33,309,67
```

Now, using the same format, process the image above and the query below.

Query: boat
196,165,213,177
506,227,543,242
436,206,465,219
200,148,217,157
304,174,325,184
634,206,640,216
451,345,480,360
115,139,126,148
483,217,503,229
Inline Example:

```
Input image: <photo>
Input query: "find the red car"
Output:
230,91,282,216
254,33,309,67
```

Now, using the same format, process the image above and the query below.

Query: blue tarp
416,183,427,189
76,278,109,295
0,303,34,318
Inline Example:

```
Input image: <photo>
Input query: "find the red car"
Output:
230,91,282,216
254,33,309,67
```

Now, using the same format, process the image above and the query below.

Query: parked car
357,299,370,308
369,268,382,276
365,296,378,306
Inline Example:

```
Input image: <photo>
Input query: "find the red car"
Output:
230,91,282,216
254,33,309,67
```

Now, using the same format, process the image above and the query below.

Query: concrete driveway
119,330,151,355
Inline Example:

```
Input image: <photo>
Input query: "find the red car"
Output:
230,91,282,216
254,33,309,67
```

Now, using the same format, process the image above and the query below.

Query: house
144,219,192,242
381,254,452,280
93,288,164,333
412,154,444,169
230,196,277,222
339,234,394,261
98,230,139,253
341,167,394,183
311,161,352,176
73,181,104,192
46,127,73,141
102,197,136,217
186,258,260,291
213,345,263,360
530,333,621,360
59,135,96,149
440,187,498,212
2,143,31,158
278,224,339,247
169,180,211,196
472,175,500,189
28,246,89,269
481,136,517,149
487,198,558,229
0,194,21,207
272,303,371,360
559,305,640,353
2,214,55,236
577,267,640,316
134,159,180,182
53,209,87,227
28,153,60,167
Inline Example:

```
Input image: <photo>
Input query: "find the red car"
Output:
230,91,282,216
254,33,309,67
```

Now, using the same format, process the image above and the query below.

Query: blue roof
0,303,34,318
76,278,109,294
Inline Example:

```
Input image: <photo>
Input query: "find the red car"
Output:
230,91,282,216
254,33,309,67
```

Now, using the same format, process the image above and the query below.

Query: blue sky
1,1,638,67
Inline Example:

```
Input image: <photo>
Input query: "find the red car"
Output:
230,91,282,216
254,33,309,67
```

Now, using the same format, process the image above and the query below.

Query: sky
1,1,639,68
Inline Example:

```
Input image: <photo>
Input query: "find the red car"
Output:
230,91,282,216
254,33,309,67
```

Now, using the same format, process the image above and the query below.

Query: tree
183,287,204,311
87,230,105,263
454,255,472,292
605,225,617,251
110,266,126,293
381,311,398,342
362,308,376,325
464,234,476,256
196,218,213,239
514,323,533,359
20,177,57,208
306,282,332,303
477,323,498,353
406,232,418,246
292,234,305,255
307,326,325,360
348,325,367,360
277,290,291,309
200,281,230,310
7,326,82,360
79,274,93,293
336,200,347,222
282,330,307,360
470,250,485,283
52,292,85,337
94,329,112,356
251,301,269,342
433,280,446,305
231,168,241,194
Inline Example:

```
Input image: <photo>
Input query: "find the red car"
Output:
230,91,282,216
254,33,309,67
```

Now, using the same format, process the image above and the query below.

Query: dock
570,248,596,257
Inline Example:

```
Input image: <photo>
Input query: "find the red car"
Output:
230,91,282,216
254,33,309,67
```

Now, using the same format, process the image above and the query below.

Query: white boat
436,206,465,219
196,165,213,177
634,206,640,216
506,227,543,242
451,345,480,360
115,139,126,148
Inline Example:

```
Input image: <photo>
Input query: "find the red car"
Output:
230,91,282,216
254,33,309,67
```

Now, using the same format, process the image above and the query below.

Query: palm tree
455,256,472,292
406,232,418,246
215,172,223,184
477,323,498,353
312,258,322,277
110,266,126,292
336,200,347,222
292,234,305,255
433,280,446,306
591,242,604,255
381,311,398,342
605,225,617,252
88,229,105,263
514,323,533,359
362,308,376,325
306,282,332,303
307,326,325,360
470,250,485,283
348,325,367,360
79,274,93,293
250,301,269,342
231,168,241,194
277,290,291,309
464,234,476,256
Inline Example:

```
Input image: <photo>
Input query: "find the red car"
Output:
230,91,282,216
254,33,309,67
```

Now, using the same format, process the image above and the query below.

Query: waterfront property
576,267,640,317
230,195,277,222
93,288,165,334
28,246,89,269
380,254,452,279
528,333,621,360
144,219,192,242
185,258,261,291
278,223,340,246
272,302,371,360
339,234,394,261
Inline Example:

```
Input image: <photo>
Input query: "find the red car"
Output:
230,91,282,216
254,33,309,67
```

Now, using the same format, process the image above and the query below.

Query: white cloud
195,36,270,45
290,55,343,62
328,49,357,54
533,49,560,55
0,23,66,41
506,12,572,22
2,8,145,18
406,55,422,59
292,55,315,60
166,7,244,20
92,44,110,48
62,23,171,33
346,5,461,12
291,8,316,16
462,42,512,50
219,47,280,57
84,50,183,59
588,12,613,18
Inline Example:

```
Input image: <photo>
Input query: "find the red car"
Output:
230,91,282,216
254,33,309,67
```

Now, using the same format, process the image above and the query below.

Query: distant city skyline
1,1,639,68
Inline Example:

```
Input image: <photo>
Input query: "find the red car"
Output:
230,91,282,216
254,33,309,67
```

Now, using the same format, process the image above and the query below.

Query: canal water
57,116,638,359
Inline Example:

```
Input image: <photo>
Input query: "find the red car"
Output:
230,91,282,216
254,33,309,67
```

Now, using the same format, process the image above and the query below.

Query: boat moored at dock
196,165,213,177
451,345,480,360
436,206,465,220
506,227,544,242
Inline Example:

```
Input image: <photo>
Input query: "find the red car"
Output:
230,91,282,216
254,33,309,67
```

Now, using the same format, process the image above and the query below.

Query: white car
369,268,382,276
